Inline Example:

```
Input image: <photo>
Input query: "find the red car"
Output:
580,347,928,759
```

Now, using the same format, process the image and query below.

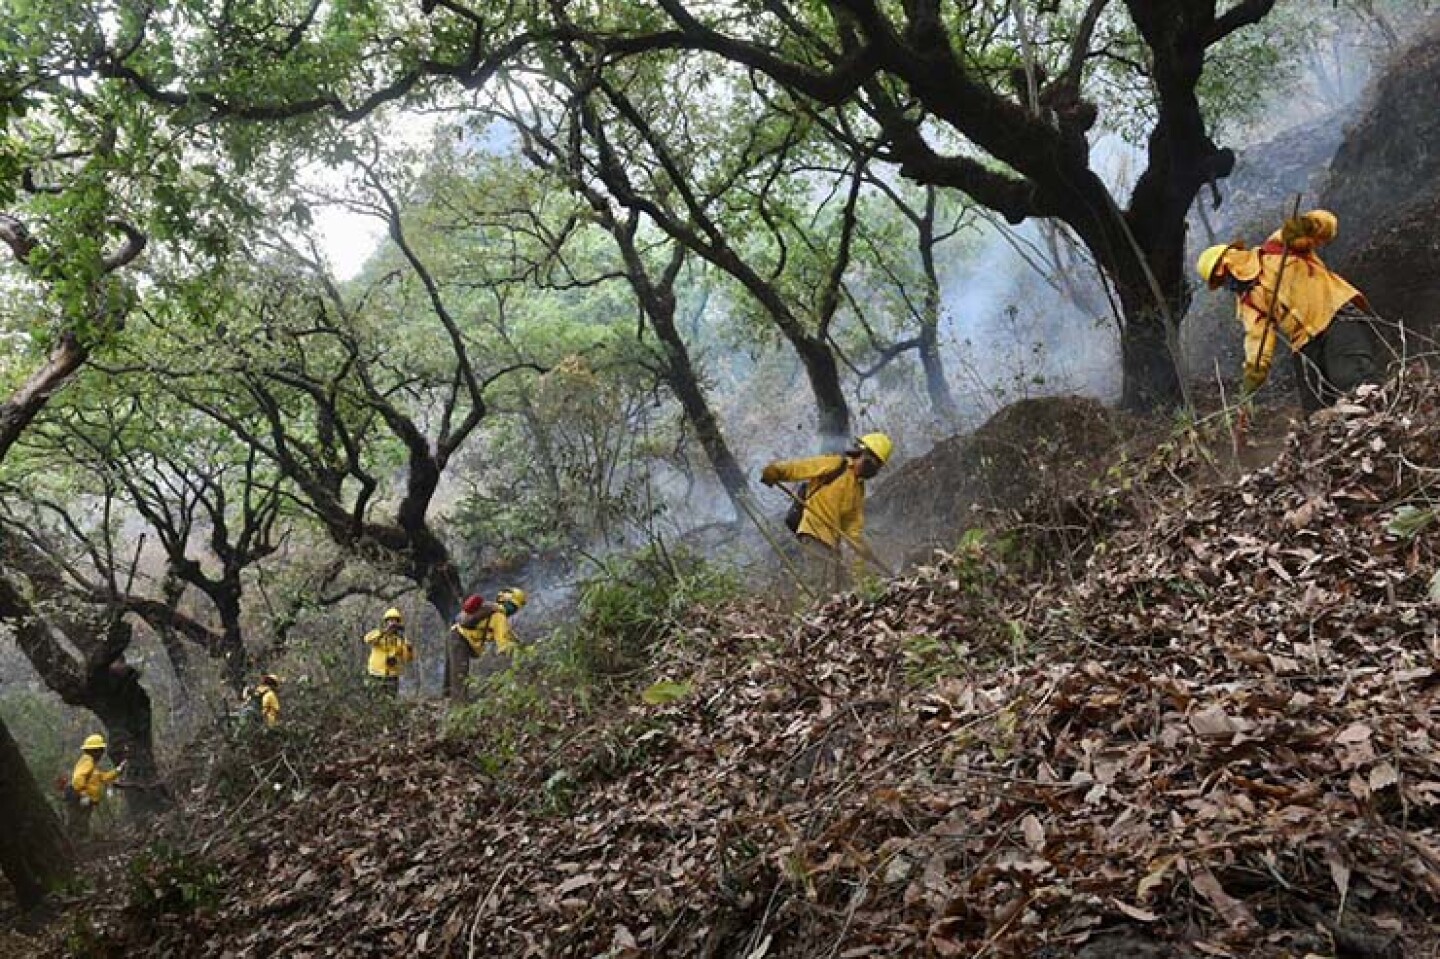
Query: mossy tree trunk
0,715,73,911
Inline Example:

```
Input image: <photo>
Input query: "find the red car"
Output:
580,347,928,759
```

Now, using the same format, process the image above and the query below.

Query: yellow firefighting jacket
763,454,865,550
1221,212,1366,396
364,628,416,678
71,753,120,803
256,684,280,727
453,609,515,656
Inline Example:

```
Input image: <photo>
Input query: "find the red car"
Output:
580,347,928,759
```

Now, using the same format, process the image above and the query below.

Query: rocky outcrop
1323,20,1440,340
867,394,1125,552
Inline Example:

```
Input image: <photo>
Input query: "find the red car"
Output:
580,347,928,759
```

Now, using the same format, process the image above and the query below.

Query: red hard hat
461,594,485,615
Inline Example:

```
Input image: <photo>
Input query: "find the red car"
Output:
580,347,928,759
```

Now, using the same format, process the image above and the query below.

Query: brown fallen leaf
1112,899,1160,923
1188,863,1256,930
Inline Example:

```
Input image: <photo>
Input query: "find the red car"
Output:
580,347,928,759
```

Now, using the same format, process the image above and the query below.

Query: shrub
441,544,737,774
125,843,223,920
209,678,411,806
567,544,740,678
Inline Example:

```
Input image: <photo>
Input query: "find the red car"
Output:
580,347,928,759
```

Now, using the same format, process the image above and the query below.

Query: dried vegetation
66,368,1440,958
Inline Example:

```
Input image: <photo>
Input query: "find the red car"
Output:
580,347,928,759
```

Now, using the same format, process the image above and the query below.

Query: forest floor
9,371,1440,959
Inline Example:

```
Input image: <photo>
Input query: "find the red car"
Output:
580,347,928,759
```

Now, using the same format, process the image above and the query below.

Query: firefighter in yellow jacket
253,674,281,727
364,607,415,696
446,590,526,699
69,733,124,837
1197,209,1379,423
760,432,893,591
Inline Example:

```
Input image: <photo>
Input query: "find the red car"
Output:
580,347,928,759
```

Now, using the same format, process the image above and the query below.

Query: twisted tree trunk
84,622,170,819
0,714,74,911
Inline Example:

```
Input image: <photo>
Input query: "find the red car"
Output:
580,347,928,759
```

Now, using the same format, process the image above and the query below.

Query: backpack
454,603,502,656
56,774,80,805
455,602,501,631
784,458,849,534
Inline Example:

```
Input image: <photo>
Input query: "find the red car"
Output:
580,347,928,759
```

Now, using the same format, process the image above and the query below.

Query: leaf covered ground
58,369,1440,958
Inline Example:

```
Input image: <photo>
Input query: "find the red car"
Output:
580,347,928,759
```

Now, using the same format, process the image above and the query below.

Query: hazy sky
307,110,443,280
314,205,385,280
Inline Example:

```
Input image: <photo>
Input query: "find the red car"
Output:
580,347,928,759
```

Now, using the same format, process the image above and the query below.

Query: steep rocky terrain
1324,20,1440,341
867,395,1128,557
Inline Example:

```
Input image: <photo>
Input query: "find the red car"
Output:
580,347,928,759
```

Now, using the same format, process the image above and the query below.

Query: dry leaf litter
98,371,1440,959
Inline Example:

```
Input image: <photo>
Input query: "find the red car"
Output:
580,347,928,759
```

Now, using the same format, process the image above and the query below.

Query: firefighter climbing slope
1198,209,1380,433
761,432,893,592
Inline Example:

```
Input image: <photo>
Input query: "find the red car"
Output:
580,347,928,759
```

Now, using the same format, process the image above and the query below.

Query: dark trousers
366,675,400,697
67,801,93,839
1294,309,1380,413
445,631,473,700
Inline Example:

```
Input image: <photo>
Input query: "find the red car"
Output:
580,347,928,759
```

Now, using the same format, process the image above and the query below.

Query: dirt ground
866,394,1127,555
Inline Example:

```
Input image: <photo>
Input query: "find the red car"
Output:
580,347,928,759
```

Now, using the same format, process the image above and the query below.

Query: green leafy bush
442,545,735,775
210,678,410,806
567,545,740,678
442,647,567,769
125,843,223,920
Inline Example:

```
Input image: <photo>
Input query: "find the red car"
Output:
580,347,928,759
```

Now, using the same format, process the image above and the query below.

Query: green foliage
950,528,1017,592
540,767,578,814
452,348,674,571
1388,503,1438,539
640,678,693,705
898,530,1033,684
443,545,736,777
570,545,741,678
210,677,408,807
442,640,604,779
852,572,889,604
0,689,85,814
536,717,675,816
125,843,224,920
901,632,968,686
64,915,124,959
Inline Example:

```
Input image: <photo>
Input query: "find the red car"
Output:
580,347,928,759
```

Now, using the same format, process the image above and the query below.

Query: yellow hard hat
501,587,527,608
82,734,106,750
857,432,893,465
1305,210,1337,239
383,607,403,624
1196,244,1231,288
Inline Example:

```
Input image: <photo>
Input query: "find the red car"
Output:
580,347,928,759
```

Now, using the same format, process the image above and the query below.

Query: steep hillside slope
62,370,1440,959
867,395,1127,556
1324,18,1440,339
